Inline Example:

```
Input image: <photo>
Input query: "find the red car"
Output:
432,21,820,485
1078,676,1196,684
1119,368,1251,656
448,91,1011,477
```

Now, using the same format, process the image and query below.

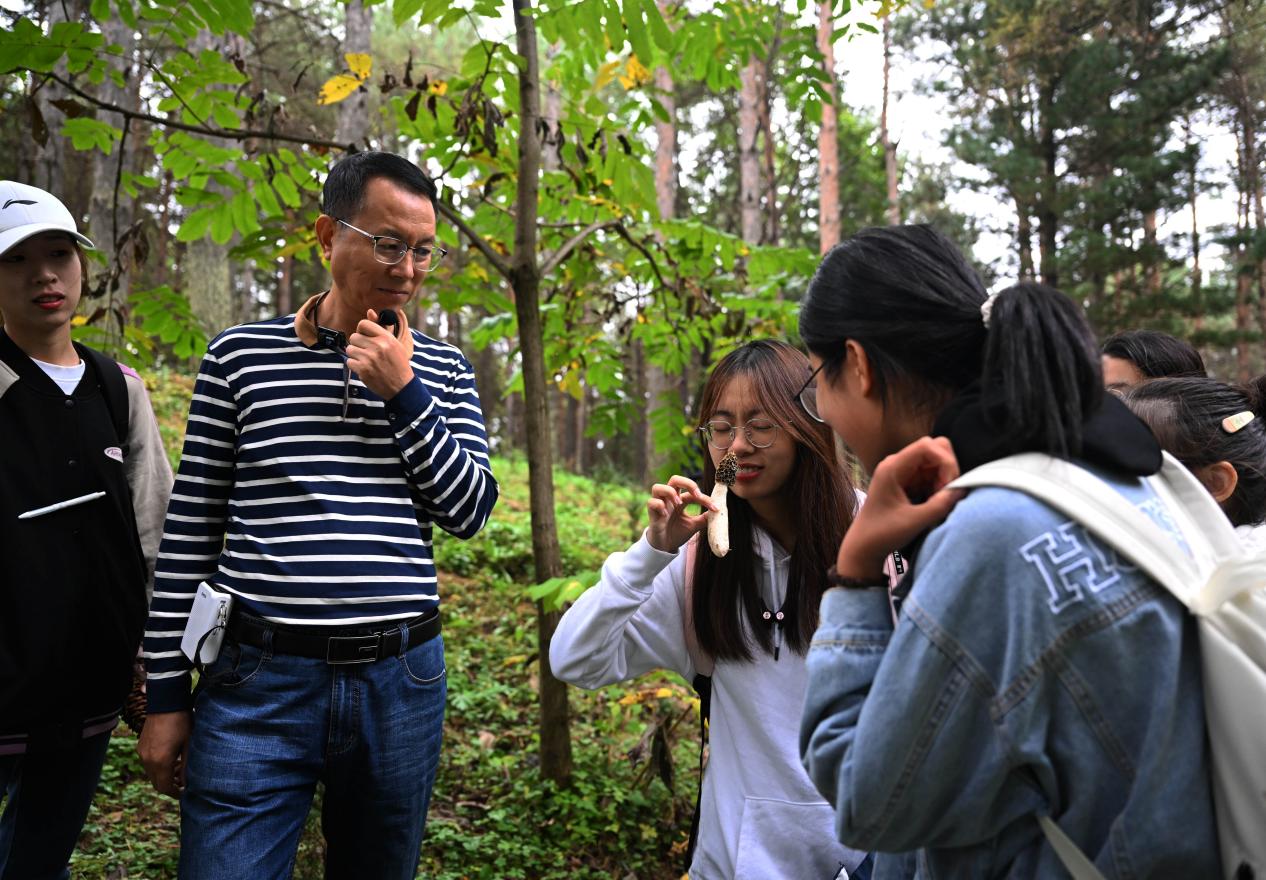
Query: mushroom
707,452,739,557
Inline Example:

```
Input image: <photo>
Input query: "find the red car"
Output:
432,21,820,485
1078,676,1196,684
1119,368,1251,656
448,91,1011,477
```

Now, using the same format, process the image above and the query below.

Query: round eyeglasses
794,362,826,423
698,418,781,450
337,218,448,272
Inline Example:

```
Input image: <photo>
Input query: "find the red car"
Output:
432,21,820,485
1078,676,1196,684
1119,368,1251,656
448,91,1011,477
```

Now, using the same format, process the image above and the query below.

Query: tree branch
540,220,619,277
44,71,354,152
613,223,671,292
434,198,512,279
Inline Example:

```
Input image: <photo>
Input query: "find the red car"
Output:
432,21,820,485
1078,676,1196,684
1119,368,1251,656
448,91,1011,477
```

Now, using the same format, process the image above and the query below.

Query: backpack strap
79,346,130,450
950,453,1201,608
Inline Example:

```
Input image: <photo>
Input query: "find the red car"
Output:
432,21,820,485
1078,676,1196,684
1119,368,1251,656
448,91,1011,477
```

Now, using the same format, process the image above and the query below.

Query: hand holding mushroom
646,475,719,553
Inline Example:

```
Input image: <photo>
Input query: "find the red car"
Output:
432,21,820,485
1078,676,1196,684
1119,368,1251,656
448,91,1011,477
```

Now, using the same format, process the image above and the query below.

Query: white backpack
951,452,1266,880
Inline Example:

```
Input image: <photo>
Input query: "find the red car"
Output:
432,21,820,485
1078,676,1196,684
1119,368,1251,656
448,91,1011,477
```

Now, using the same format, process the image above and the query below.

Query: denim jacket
799,470,1220,879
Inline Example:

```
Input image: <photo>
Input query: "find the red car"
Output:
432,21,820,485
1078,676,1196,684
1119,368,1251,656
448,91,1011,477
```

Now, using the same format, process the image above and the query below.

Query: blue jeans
179,627,446,880
0,730,112,880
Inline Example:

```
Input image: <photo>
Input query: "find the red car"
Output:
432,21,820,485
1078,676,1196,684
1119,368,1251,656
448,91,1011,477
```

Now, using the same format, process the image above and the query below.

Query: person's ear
315,214,337,260
844,340,874,398
1196,460,1239,504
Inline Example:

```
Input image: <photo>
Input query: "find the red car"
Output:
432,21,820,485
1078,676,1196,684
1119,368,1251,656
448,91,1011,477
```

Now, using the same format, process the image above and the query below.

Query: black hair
1122,376,1266,527
321,151,437,219
800,225,1104,459
800,224,988,412
1102,330,1206,381
691,340,858,661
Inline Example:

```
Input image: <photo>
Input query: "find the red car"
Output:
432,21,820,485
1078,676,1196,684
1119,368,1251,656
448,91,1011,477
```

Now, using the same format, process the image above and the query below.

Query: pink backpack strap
682,536,715,677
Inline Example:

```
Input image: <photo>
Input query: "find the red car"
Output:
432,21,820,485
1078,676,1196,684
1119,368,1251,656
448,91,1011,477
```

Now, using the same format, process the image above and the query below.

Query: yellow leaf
618,692,642,706
71,314,87,326
654,687,674,699
594,59,621,91
502,654,528,667
345,53,372,80
468,262,489,282
619,55,651,90
318,74,364,106
429,80,448,96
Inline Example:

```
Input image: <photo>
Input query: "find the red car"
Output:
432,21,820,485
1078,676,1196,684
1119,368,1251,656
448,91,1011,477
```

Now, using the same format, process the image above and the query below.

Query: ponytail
980,283,1104,458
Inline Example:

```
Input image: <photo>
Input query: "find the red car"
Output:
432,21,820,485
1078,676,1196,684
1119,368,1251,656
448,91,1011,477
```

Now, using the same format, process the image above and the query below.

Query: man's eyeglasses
698,418,781,450
337,218,448,271
795,362,826,423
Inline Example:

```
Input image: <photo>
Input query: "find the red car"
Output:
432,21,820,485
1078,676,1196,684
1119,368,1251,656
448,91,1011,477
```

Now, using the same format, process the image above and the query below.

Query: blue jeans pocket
201,640,269,690
398,636,445,685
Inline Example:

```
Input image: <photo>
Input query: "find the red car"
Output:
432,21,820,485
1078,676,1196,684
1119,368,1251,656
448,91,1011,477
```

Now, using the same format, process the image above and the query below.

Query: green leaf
273,172,301,208
177,205,216,242
61,118,122,154
393,0,425,28
209,202,236,245
603,0,624,50
623,0,653,65
254,180,282,217
645,0,673,51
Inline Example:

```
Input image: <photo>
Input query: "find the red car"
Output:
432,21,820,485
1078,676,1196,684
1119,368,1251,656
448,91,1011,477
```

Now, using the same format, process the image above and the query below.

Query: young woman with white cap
0,181,171,878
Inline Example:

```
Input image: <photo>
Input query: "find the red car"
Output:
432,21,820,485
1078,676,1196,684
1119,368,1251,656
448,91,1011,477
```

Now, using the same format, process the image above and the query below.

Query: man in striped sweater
137,152,498,879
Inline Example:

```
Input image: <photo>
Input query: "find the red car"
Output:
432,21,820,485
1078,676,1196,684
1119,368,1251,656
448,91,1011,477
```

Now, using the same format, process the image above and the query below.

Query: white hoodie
549,527,868,880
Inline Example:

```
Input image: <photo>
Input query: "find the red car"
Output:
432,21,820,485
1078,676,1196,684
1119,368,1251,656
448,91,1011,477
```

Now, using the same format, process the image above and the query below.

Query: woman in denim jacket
795,225,1220,878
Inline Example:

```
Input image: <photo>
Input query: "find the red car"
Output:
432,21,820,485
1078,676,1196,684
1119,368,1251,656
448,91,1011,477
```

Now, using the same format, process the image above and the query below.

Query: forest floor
69,374,699,879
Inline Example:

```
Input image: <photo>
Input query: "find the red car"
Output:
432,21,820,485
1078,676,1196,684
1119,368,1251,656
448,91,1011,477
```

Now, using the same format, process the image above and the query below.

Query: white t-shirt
31,356,85,395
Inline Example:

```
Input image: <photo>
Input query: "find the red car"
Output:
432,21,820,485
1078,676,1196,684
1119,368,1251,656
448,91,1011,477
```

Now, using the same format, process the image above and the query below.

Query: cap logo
3,199,37,210
104,446,124,463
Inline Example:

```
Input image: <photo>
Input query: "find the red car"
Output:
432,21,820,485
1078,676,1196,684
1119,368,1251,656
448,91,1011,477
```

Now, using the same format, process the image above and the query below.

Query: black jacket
0,331,151,750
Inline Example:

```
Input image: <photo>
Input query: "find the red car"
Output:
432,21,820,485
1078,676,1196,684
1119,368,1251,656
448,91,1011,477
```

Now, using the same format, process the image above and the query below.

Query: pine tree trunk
511,0,572,786
882,15,900,226
334,0,372,147
1037,80,1059,288
1186,118,1203,331
738,58,762,244
1143,210,1161,298
817,1,840,253
1015,195,1034,279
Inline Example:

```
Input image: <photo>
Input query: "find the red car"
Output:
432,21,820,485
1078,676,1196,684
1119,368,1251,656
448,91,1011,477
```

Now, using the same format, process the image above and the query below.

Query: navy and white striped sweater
143,315,497,712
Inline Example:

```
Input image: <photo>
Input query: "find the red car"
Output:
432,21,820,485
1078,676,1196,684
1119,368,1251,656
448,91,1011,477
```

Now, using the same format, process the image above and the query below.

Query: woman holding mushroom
550,339,871,880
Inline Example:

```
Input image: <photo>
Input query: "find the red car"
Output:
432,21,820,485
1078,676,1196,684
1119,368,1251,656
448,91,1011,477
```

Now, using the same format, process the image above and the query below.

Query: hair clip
1222,411,1255,434
980,293,998,328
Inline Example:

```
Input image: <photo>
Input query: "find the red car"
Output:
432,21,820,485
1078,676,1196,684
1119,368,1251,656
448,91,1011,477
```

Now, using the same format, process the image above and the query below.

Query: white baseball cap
0,180,95,257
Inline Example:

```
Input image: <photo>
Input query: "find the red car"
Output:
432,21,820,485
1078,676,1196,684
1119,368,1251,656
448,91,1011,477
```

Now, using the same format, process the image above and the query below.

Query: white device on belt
181,582,234,666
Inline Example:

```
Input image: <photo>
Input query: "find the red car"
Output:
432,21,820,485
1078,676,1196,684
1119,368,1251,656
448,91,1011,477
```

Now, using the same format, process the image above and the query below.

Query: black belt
226,609,441,665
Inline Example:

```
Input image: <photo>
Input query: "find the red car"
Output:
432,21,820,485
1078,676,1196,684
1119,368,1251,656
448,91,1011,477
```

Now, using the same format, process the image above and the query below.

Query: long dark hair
1123,376,1266,527
800,225,1103,459
690,340,858,661
1102,330,1206,380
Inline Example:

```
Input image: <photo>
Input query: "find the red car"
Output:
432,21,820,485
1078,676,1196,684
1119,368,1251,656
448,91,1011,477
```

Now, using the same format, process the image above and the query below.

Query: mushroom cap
716,452,739,486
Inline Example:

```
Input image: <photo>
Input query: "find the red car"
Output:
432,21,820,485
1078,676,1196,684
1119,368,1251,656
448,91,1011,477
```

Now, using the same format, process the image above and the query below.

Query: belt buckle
326,632,382,665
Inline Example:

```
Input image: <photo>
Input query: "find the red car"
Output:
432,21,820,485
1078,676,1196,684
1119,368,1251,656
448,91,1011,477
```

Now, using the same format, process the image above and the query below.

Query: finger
647,498,668,521
666,475,704,497
355,319,390,339
679,512,712,533
908,486,965,530
649,484,678,503
880,436,955,485
667,476,715,511
366,308,379,323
